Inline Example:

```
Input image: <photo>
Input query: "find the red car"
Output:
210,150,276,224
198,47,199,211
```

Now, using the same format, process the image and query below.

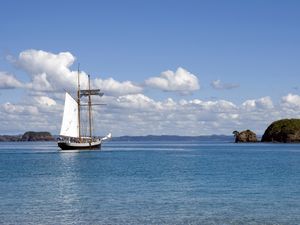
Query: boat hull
58,140,101,150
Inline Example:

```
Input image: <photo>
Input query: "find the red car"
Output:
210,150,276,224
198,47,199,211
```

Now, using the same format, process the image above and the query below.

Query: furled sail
60,93,79,138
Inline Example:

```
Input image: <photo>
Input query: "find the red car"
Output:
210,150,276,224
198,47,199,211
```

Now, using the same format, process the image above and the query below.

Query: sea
0,141,300,225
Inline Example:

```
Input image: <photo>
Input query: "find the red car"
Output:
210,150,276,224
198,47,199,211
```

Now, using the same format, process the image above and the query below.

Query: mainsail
60,92,79,138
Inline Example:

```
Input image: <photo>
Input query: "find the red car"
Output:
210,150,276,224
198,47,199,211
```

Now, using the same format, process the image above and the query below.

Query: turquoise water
0,141,300,224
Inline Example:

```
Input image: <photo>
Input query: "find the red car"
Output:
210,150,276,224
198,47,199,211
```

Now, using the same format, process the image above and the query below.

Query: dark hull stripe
58,142,101,150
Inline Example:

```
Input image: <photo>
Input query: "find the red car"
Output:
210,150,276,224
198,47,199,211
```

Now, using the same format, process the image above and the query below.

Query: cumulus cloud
26,73,53,91
281,93,300,109
1,92,299,136
0,101,62,134
94,77,142,96
34,96,57,106
2,102,39,115
14,49,83,91
211,79,239,90
100,95,294,136
145,67,200,94
11,49,142,96
115,94,160,110
185,99,237,112
0,72,23,89
242,96,274,111
93,94,242,135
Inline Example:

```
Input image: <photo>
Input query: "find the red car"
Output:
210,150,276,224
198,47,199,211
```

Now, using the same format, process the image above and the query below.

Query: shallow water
0,141,300,224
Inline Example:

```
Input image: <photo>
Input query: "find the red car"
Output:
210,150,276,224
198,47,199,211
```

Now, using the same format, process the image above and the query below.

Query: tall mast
88,74,92,140
79,74,104,142
77,65,81,141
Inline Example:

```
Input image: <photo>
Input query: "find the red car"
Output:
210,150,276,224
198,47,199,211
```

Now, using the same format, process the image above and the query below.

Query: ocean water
0,141,300,225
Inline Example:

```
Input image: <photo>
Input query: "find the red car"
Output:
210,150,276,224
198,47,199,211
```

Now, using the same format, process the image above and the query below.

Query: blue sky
0,0,300,135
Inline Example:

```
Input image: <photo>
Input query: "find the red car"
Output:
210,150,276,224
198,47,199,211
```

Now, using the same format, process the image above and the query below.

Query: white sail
60,93,79,138
101,133,112,141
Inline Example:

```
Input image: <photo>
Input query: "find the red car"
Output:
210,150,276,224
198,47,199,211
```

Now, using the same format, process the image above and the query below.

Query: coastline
0,133,235,142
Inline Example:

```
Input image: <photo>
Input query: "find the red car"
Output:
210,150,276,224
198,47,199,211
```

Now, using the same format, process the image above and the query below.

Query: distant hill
0,133,234,142
21,131,54,141
0,135,22,142
111,135,234,142
0,131,54,142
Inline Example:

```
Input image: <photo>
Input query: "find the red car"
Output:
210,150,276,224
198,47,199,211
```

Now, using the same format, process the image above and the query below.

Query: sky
0,0,300,136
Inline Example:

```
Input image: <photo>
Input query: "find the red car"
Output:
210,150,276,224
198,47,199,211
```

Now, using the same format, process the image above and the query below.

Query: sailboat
58,70,111,150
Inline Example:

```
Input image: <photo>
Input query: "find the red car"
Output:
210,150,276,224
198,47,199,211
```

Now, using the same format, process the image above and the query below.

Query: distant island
233,130,258,143
111,135,234,142
0,131,54,142
0,132,234,142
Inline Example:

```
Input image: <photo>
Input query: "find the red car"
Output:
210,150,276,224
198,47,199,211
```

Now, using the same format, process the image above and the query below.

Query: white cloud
0,102,62,134
0,72,23,89
26,73,53,91
2,102,39,115
15,49,83,92
185,99,237,112
34,96,56,106
114,94,162,110
0,92,299,136
242,96,274,111
211,79,239,90
145,67,200,94
281,93,300,109
93,94,242,135
11,49,143,96
93,77,142,96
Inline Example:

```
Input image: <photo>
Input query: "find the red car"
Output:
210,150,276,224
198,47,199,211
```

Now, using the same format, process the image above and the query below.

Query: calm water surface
0,141,300,224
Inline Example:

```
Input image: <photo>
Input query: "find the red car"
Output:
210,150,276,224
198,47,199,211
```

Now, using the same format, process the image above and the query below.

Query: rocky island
0,131,54,142
261,119,300,143
233,130,258,143
21,131,54,141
